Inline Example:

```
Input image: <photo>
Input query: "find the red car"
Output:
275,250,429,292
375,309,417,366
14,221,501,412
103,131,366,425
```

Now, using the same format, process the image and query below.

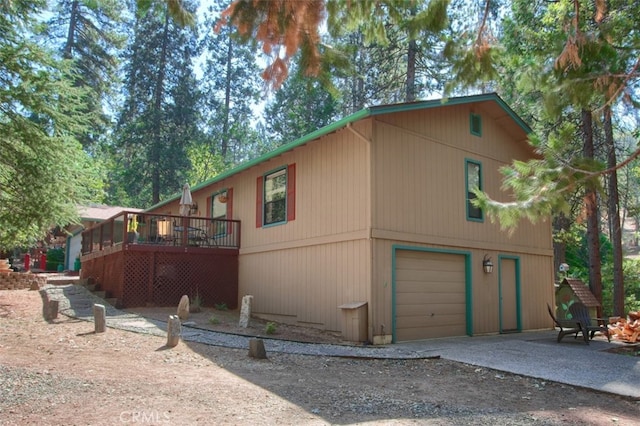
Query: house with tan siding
146,93,554,344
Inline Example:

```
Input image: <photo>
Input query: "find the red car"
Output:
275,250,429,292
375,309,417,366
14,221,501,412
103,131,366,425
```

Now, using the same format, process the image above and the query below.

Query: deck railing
81,211,241,255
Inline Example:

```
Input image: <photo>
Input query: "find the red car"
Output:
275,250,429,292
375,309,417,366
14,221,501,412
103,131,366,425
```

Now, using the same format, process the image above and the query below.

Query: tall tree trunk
221,36,233,160
582,108,603,316
406,38,417,102
604,105,625,316
63,0,79,59
405,7,417,102
553,213,570,281
151,10,170,205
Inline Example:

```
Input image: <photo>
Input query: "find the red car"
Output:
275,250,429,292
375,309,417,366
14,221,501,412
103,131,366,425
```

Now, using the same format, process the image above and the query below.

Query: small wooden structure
555,278,600,320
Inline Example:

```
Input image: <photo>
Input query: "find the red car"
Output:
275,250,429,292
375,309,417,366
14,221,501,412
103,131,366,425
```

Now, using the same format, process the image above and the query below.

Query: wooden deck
80,211,240,308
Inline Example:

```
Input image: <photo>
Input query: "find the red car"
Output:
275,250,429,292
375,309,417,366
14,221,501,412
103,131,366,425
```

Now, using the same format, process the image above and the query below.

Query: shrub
214,302,228,311
265,322,277,335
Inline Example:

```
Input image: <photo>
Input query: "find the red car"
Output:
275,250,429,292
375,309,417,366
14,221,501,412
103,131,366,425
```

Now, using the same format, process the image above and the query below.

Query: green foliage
602,260,640,315
186,144,226,185
214,302,228,311
562,226,640,315
0,0,100,250
109,1,200,206
45,248,65,271
564,226,613,277
47,0,126,150
264,64,340,145
265,322,277,335
208,315,219,325
473,131,607,231
199,6,263,166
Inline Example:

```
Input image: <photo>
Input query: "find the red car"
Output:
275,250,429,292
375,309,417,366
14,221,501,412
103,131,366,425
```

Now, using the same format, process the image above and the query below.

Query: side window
465,159,483,222
211,190,228,235
264,168,287,225
470,113,482,137
256,164,296,227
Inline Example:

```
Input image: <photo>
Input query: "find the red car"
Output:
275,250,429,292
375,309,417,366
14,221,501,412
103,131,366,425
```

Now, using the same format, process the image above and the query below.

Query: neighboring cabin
147,93,554,343
66,204,142,270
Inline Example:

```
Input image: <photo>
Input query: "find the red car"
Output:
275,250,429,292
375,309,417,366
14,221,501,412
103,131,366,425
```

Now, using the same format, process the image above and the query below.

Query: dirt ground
124,303,353,346
1,289,639,426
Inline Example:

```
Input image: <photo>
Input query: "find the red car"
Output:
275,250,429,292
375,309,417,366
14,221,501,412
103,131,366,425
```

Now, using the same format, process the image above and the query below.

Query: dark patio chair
568,302,611,344
547,303,582,343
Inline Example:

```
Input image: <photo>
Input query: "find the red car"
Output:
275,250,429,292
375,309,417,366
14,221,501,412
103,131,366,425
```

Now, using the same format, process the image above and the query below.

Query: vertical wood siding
233,121,373,331
148,101,555,341
239,239,371,331
369,102,554,340
372,239,554,339
371,103,551,250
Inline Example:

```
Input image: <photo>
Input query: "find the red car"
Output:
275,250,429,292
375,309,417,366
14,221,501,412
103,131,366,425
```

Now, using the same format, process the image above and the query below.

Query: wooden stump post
43,300,59,321
93,304,106,333
167,315,181,347
248,338,267,359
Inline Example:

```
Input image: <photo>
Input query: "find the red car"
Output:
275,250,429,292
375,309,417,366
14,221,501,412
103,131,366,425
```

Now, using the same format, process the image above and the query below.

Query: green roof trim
147,93,530,211
368,93,531,134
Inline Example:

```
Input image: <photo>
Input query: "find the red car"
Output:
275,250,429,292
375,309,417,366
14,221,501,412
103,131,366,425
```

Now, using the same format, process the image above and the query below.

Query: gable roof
79,204,143,221
148,92,531,211
560,278,601,308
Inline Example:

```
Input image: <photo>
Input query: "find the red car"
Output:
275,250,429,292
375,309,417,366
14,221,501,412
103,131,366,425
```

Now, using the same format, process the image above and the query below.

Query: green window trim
470,113,482,137
465,159,484,222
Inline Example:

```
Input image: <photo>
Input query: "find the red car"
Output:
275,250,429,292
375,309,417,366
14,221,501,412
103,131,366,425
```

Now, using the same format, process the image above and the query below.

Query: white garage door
395,250,467,341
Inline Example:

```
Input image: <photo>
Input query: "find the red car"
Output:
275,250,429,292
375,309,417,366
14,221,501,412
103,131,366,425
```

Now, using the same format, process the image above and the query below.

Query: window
470,113,482,137
256,164,296,227
264,168,287,225
211,190,228,235
465,159,483,221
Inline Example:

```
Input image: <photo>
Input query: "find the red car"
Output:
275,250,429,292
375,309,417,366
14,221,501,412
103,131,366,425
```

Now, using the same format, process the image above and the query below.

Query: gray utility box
339,302,368,343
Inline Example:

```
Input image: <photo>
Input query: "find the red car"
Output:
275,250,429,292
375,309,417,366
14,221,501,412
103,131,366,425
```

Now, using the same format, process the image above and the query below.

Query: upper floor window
256,164,296,227
470,113,482,137
264,168,287,225
465,159,483,222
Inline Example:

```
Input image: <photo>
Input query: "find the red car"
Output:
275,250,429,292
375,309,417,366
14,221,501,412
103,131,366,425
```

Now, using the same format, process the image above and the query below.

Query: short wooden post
167,315,181,347
93,304,106,333
248,338,267,359
43,300,59,321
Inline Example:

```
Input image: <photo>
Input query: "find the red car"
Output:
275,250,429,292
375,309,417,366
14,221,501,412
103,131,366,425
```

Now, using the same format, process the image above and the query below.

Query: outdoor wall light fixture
482,255,494,274
157,218,169,237
190,202,198,215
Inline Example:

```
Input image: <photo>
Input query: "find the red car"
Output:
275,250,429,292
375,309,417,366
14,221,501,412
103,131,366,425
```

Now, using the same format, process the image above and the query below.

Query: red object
24,253,30,271
255,176,263,228
40,254,46,270
287,163,296,221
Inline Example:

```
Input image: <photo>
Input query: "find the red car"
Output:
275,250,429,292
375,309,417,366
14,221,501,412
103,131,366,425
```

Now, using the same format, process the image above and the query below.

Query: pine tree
200,2,262,166
110,0,200,206
46,0,125,151
264,65,340,145
0,0,101,249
